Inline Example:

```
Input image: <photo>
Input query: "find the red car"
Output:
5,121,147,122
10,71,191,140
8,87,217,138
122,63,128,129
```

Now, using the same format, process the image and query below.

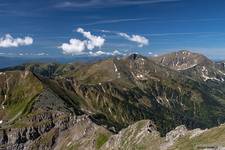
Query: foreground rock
101,120,161,150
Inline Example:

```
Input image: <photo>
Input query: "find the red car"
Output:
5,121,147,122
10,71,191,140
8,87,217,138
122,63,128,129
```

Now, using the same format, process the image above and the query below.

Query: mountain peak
177,49,192,54
127,53,147,61
151,50,212,70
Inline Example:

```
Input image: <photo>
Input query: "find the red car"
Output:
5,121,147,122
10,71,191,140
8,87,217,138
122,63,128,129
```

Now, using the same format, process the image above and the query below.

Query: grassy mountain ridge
1,50,225,149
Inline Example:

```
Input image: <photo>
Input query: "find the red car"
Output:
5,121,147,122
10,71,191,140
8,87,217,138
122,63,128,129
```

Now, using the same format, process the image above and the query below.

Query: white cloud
77,28,105,50
60,28,105,55
0,34,33,48
89,50,123,56
148,52,153,55
60,39,86,55
118,32,149,47
112,50,122,55
89,50,106,56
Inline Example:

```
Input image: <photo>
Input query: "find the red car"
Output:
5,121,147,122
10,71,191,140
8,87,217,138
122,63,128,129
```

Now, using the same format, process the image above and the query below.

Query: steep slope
152,51,225,108
0,70,44,123
0,70,84,149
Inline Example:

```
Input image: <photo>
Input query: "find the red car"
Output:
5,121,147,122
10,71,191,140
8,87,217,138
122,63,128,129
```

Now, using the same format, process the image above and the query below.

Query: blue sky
0,0,225,59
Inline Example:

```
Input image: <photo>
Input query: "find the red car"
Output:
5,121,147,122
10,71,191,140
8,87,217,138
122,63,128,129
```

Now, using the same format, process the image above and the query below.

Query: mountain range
0,56,109,69
1,50,225,150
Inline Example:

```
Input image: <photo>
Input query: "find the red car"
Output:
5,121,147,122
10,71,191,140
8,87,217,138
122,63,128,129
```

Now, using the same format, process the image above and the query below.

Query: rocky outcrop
101,120,161,150
54,115,112,150
160,125,188,150
0,112,112,150
0,110,76,150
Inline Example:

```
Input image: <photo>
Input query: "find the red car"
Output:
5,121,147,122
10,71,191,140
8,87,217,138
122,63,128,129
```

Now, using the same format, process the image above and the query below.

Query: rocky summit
1,50,225,150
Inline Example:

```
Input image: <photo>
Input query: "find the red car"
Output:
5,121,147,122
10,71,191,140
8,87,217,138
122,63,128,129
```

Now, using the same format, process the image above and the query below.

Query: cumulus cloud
77,27,105,50
0,34,33,48
148,52,153,55
60,39,86,55
118,32,149,47
59,28,105,55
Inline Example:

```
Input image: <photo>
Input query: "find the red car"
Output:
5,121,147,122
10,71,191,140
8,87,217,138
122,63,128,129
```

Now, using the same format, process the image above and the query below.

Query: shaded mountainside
1,50,225,149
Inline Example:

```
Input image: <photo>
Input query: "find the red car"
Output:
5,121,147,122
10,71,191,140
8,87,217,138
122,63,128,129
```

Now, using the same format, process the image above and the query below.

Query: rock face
101,120,162,150
0,110,76,150
165,125,188,143
160,125,188,150
54,115,112,150
0,111,111,150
